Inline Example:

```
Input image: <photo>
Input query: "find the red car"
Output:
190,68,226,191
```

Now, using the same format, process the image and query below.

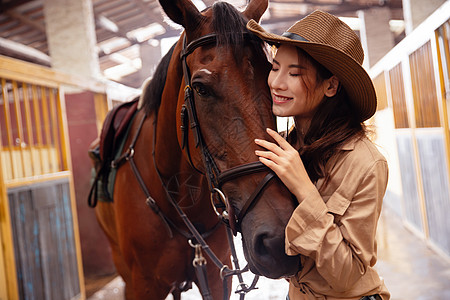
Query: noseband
179,33,276,235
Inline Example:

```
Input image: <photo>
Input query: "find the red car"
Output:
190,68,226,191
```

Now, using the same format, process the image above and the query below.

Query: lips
272,93,293,104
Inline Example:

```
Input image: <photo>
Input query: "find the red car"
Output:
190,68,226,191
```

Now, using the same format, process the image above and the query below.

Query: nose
254,230,288,261
268,71,287,91
252,229,300,278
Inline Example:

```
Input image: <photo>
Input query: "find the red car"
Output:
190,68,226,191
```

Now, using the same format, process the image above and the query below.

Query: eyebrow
272,59,306,69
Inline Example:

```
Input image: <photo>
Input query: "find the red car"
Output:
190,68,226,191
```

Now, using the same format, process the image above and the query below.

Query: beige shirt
286,136,390,300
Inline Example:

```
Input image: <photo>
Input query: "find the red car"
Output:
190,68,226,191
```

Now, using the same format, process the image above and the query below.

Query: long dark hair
290,48,366,184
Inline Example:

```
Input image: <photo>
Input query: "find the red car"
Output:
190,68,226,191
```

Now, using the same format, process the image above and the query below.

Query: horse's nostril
255,233,270,257
246,227,300,278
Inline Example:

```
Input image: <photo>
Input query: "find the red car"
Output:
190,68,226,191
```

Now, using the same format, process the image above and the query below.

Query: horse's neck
154,43,192,178
153,83,210,216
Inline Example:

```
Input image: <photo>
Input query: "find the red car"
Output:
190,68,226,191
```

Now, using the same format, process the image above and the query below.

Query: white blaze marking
198,68,212,75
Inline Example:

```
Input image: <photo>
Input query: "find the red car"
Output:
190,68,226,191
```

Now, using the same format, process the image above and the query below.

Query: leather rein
115,32,276,300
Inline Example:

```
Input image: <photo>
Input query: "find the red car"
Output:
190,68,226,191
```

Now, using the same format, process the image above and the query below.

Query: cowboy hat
247,10,377,122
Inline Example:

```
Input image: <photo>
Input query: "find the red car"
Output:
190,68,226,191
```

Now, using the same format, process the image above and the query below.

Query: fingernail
254,139,260,143
266,128,273,132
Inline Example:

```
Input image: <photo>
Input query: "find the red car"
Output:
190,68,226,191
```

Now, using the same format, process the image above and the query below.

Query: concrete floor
374,207,450,300
86,206,450,299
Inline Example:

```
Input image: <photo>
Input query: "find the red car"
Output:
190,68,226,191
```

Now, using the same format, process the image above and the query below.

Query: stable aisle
87,206,450,300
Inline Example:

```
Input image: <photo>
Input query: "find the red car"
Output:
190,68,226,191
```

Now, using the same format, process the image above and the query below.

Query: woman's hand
255,128,316,201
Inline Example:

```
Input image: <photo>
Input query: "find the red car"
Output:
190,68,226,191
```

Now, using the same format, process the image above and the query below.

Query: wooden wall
370,4,450,258
65,91,116,276
0,52,138,300
0,55,87,300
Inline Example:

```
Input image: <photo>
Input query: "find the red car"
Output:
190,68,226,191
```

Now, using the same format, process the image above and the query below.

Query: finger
266,128,292,150
254,139,284,155
255,150,280,162
258,156,280,171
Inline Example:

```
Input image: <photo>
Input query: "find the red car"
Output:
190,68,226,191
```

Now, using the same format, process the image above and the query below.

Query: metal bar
40,86,53,173
48,88,62,172
11,80,26,178
21,82,36,176
56,88,69,171
1,78,16,179
31,84,43,175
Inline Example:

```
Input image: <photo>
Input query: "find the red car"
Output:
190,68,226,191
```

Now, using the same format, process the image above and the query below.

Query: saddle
88,98,139,207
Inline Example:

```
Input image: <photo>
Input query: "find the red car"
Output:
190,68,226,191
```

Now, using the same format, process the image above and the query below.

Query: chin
272,109,290,118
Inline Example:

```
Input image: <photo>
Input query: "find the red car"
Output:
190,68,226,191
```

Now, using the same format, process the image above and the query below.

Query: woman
247,10,390,300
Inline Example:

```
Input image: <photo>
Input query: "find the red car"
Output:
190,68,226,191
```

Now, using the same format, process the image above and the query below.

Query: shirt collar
338,137,358,151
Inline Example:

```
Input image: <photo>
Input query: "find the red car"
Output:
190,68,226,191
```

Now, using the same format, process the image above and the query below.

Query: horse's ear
243,0,268,23
159,0,204,30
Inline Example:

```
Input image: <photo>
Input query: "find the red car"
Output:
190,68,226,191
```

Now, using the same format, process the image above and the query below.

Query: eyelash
271,67,300,77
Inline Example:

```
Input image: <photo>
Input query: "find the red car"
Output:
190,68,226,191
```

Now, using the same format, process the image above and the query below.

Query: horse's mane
212,2,247,56
141,43,176,115
141,1,265,115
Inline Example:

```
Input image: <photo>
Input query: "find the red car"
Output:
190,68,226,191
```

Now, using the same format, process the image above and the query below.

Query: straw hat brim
247,19,377,122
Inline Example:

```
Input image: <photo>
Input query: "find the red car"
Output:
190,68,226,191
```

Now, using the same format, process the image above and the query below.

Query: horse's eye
193,83,209,97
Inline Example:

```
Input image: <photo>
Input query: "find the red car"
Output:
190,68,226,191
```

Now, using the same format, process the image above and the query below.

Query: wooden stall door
0,71,84,300
8,179,80,300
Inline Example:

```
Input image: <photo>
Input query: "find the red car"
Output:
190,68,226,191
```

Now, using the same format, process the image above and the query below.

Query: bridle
117,31,278,300
179,33,277,235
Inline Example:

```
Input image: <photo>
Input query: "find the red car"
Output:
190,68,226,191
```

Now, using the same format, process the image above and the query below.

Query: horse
91,0,300,299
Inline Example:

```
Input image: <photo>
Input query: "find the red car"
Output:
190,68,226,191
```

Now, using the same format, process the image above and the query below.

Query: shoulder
330,135,387,180
320,135,388,197
340,135,386,163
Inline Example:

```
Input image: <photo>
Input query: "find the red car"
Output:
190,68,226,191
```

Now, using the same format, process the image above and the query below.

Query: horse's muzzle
243,226,301,279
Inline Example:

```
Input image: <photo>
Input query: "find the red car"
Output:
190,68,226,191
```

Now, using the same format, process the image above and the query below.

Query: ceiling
0,0,404,88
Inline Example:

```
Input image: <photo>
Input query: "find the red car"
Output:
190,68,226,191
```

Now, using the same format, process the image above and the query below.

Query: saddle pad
105,112,138,201
90,98,139,203
100,98,139,162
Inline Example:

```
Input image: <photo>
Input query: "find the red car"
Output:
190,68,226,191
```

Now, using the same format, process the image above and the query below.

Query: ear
243,0,268,22
159,0,204,31
324,75,340,98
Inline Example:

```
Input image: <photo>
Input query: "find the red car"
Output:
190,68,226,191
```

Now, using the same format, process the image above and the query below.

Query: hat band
282,32,309,42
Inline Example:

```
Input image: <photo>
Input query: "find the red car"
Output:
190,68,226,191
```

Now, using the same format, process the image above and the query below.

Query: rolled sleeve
285,188,329,257
285,153,388,294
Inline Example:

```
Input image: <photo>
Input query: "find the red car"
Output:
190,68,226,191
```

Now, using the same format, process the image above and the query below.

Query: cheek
304,92,325,113
290,80,306,98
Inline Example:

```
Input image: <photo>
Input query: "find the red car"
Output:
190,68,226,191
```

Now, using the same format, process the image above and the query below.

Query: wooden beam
95,15,138,44
129,0,165,23
270,0,402,9
0,36,50,65
5,9,46,33
97,26,181,59
0,55,106,93
0,0,32,13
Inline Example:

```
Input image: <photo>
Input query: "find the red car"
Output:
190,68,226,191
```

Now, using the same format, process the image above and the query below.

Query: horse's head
158,0,300,279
